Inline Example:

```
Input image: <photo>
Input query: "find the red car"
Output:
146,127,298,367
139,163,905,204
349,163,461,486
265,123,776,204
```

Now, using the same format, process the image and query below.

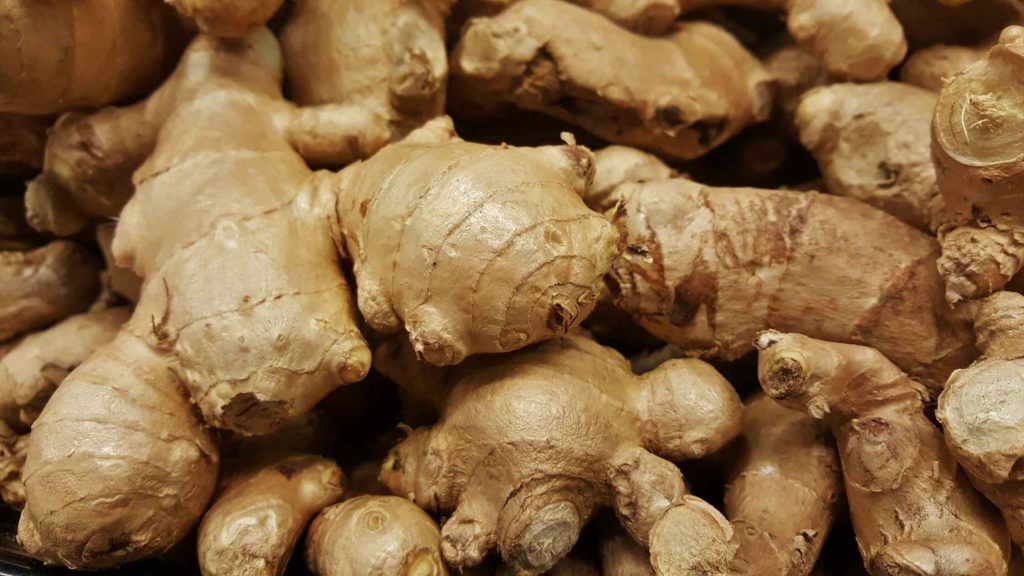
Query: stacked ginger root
3,1,1024,576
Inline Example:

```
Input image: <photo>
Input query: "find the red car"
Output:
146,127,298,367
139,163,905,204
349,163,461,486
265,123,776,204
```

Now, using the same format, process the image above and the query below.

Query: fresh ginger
96,224,142,303
937,291,1024,546
605,178,975,388
451,0,772,161
901,43,989,92
756,331,1010,576
588,146,674,212
725,394,841,576
168,0,285,37
378,332,742,575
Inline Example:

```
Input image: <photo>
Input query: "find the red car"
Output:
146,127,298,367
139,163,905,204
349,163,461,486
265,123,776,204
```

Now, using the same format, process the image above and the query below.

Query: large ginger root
606,178,975,389
796,82,945,231
931,26,1024,304
0,0,184,115
451,0,772,161
901,43,989,92
725,394,841,576
333,121,618,366
756,331,1010,576
378,333,742,575
0,241,101,342
588,146,674,212
937,291,1024,545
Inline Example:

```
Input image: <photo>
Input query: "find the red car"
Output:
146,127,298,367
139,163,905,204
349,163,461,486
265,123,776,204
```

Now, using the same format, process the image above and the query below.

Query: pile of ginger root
4,0,1024,575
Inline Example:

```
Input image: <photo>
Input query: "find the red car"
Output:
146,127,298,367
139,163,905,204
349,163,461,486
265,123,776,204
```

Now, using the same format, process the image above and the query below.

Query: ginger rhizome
725,394,841,576
333,120,618,366
901,43,989,92
932,26,1024,303
938,291,1024,546
588,146,674,212
168,0,285,37
756,331,1010,576
605,178,975,388
378,333,742,575
451,0,772,161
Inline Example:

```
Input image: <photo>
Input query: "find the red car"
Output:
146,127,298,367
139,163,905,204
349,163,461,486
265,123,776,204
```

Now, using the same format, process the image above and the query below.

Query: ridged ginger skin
725,394,841,576
378,333,742,575
451,0,772,161
0,0,184,115
756,332,1010,576
333,121,618,366
605,178,976,389
305,495,448,576
938,291,1024,546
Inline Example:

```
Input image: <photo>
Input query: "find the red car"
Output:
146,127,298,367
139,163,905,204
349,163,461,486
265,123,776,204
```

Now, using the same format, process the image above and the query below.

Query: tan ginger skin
168,0,285,37
796,82,946,232
0,241,101,343
378,333,742,575
725,394,841,576
605,178,976,389
0,0,184,116
932,26,1024,304
451,0,772,161
901,44,989,92
756,331,1010,576
333,123,618,367
938,291,1024,546
588,146,674,212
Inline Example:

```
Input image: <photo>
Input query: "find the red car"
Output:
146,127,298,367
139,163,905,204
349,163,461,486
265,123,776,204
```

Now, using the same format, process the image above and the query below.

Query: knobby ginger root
901,43,989,92
762,40,827,126
333,120,618,366
0,241,101,342
378,333,742,575
796,82,945,231
606,178,975,389
756,331,1010,576
0,0,185,115
725,394,841,576
96,224,143,303
451,0,772,161
938,291,1024,546
168,0,285,37
588,146,674,212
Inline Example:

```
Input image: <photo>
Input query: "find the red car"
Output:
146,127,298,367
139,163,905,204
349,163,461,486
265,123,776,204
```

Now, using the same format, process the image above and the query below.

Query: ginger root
168,0,285,37
0,424,27,509
588,146,674,212
901,43,989,92
451,0,772,161
378,333,741,575
756,331,1010,576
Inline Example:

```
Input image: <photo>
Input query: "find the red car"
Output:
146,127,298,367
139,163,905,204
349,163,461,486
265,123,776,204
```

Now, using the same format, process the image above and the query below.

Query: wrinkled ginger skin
333,123,618,366
168,0,285,37
306,495,448,576
901,44,988,92
756,332,1010,576
0,241,101,343
197,453,344,576
0,0,184,115
938,291,1024,546
378,333,741,575
725,394,841,576
796,82,945,231
607,178,975,389
451,0,772,161
588,146,674,212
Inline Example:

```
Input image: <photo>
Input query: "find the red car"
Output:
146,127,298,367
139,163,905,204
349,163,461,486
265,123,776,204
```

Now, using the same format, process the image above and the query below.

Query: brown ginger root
96,223,143,303
756,331,1010,576
589,146,674,212
901,43,989,92
796,82,945,231
762,40,827,127
378,332,742,575
168,0,285,37
333,120,618,366
606,178,976,389
938,291,1024,546
451,0,772,161
725,394,841,576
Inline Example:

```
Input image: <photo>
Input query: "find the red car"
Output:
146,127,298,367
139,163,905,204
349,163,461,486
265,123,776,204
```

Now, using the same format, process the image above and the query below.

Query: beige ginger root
588,146,674,212
725,394,841,576
168,0,285,37
796,82,945,231
379,333,742,575
901,43,989,92
451,0,772,161
937,291,1024,545
756,331,1010,576
333,120,618,366
606,178,975,389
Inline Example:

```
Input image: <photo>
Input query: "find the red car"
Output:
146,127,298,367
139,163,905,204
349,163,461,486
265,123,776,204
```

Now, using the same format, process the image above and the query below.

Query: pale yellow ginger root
306,495,448,576
901,44,989,92
0,114,49,175
0,422,27,509
168,0,285,37
378,333,742,575
451,0,772,161
589,146,674,212
0,307,129,430
796,82,945,231
0,241,101,342
756,331,1011,576
333,120,618,366
606,178,976,389
938,291,1024,546
0,0,184,115
725,394,841,576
